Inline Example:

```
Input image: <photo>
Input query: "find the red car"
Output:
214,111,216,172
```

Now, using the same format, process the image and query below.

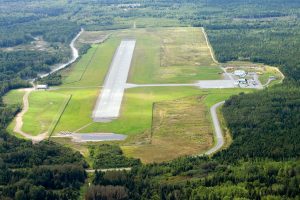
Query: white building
234,70,247,78
36,84,48,90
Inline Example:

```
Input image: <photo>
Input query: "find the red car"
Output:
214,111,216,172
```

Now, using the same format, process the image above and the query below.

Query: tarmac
93,39,136,122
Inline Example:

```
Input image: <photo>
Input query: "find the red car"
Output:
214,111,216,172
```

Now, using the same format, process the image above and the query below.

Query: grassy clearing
3,90,25,105
259,66,283,85
46,86,246,137
122,96,213,163
79,87,203,135
78,31,111,44
22,91,69,136
127,27,221,83
160,28,217,67
51,88,99,134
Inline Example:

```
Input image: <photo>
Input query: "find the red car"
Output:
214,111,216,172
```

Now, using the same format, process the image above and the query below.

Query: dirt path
201,27,218,64
205,101,225,155
13,88,48,143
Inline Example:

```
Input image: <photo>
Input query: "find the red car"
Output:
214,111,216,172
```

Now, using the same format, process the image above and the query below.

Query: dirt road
13,88,48,143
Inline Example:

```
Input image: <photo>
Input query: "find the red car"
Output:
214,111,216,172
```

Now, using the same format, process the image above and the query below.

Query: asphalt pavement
93,39,136,122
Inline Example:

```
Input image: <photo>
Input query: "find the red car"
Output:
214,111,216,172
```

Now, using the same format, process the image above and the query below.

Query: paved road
205,101,225,155
126,81,237,89
86,167,131,173
40,29,83,78
93,40,136,122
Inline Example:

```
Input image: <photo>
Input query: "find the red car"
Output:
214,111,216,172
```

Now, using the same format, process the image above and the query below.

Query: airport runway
93,39,136,122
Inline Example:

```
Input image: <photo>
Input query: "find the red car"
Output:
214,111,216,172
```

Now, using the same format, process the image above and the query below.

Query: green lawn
22,91,70,136
52,88,99,133
3,90,25,105
50,86,248,137
61,38,120,87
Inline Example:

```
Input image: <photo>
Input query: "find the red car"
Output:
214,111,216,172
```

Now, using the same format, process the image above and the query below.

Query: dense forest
0,121,87,199
0,0,300,199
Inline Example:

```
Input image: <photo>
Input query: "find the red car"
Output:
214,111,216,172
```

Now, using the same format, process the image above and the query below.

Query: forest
0,0,300,199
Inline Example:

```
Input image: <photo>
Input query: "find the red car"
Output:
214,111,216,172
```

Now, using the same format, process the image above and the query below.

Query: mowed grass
3,90,25,105
122,96,214,163
51,88,99,133
52,86,247,137
54,87,202,135
22,91,70,136
61,37,120,87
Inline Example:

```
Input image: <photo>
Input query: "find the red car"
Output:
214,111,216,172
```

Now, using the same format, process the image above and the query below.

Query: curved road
40,29,83,78
205,101,225,155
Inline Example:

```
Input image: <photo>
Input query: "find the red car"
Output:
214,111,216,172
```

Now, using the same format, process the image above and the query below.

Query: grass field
259,66,283,85
22,91,70,136
3,90,25,105
127,27,221,83
122,95,213,163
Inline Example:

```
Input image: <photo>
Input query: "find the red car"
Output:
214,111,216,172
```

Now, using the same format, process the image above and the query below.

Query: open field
3,90,25,105
122,96,213,163
127,27,222,83
77,31,111,44
160,28,217,67
22,91,70,136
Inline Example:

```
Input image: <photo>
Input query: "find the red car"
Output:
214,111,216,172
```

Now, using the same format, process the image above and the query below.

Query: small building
234,70,247,78
269,76,276,80
36,84,48,90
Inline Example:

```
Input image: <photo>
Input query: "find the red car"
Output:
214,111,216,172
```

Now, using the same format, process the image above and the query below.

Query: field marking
201,27,218,64
93,39,136,121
